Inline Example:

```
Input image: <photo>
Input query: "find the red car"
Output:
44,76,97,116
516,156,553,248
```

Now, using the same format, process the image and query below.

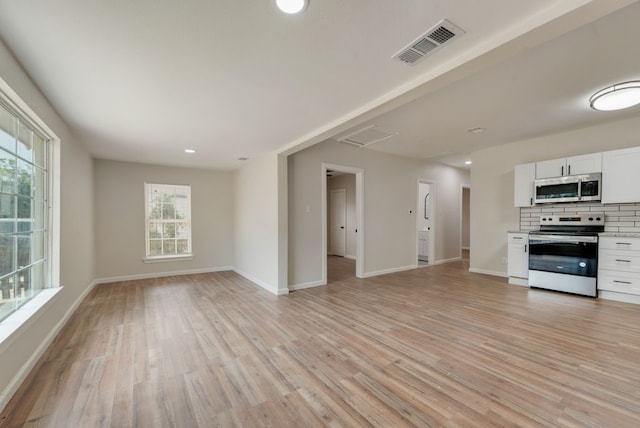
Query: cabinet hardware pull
524,244,527,253
561,165,564,176
613,280,632,285
513,237,522,239
568,165,571,175
616,242,632,245
530,197,533,206
615,259,631,263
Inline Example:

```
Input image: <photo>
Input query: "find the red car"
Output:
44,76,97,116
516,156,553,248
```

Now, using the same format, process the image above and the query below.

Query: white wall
0,39,95,409
234,153,288,295
288,140,470,288
327,174,356,259
470,114,640,276
94,160,234,280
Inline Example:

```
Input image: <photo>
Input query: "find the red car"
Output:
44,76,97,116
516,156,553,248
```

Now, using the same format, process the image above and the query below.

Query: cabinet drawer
508,233,528,244
598,250,640,273
599,236,640,251
598,270,640,295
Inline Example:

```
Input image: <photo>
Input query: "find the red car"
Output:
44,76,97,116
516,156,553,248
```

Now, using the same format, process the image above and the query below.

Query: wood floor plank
3,253,640,427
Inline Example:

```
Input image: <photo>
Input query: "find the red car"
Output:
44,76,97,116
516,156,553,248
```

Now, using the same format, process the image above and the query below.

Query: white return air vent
392,19,465,65
338,125,396,147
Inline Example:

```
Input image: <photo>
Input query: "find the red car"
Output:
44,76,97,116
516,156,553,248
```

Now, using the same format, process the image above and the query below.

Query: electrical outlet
501,257,508,264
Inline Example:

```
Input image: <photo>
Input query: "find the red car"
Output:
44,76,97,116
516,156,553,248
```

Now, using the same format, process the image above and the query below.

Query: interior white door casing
417,180,435,266
321,163,364,283
329,189,346,257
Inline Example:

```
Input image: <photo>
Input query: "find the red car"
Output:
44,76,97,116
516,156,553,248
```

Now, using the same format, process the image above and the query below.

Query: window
0,102,49,322
144,183,192,260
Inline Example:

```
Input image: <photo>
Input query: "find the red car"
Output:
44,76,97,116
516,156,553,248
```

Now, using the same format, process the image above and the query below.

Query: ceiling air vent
338,125,396,147
392,19,465,65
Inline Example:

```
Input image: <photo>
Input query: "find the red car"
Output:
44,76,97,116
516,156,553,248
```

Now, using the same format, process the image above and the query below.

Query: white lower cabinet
508,232,529,286
598,236,640,303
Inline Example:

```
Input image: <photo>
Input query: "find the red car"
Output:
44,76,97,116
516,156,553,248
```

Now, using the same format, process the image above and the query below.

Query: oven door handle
529,234,598,243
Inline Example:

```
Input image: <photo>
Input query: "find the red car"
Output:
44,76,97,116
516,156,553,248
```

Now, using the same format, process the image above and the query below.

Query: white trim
508,277,529,287
344,254,356,260
430,257,462,266
361,264,416,278
416,179,435,267
322,163,365,282
469,267,509,278
233,268,289,295
143,254,194,263
289,280,326,291
0,279,97,413
95,266,233,285
598,290,640,305
461,246,470,250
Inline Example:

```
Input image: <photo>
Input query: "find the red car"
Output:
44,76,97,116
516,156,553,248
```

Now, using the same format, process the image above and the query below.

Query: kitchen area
508,145,640,305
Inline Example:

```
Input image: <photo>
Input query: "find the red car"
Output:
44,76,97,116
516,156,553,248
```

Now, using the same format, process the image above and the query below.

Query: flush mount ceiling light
464,161,472,165
590,81,640,111
275,0,308,14
184,149,196,154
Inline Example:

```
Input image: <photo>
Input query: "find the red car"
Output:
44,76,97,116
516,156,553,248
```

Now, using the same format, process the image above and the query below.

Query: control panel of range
539,213,604,227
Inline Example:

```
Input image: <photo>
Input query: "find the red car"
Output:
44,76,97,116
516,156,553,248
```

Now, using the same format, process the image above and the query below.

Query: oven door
528,234,598,277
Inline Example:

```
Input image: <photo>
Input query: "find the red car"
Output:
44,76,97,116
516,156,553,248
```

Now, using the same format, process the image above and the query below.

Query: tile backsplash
520,203,640,233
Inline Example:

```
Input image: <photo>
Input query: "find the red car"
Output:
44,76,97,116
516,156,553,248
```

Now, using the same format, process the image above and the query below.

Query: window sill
0,287,63,353
143,254,194,264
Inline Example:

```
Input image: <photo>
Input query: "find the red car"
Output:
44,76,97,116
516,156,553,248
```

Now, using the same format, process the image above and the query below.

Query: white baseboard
0,279,98,414
345,254,356,260
469,267,509,278
508,277,529,287
233,268,287,295
361,264,416,278
95,266,234,285
430,257,462,266
289,280,326,291
462,246,470,250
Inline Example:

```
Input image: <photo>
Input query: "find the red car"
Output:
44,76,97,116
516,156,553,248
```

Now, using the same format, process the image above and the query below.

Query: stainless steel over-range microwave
534,173,602,204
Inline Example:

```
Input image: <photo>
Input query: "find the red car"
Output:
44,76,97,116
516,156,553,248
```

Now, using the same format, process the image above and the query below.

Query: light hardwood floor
2,256,640,427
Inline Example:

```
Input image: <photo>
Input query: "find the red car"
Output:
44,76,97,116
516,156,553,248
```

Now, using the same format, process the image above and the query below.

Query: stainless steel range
528,213,604,297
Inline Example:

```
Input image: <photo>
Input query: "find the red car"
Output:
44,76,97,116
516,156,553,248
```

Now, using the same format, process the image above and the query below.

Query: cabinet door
566,153,602,175
602,147,640,204
508,234,529,278
536,158,566,178
514,163,536,207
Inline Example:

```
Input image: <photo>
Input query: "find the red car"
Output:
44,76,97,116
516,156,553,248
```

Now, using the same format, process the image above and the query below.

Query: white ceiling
0,1,638,170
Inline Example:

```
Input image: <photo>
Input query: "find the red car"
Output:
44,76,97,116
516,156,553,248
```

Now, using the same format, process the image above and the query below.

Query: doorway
322,163,364,284
461,186,470,262
328,188,346,257
417,181,435,266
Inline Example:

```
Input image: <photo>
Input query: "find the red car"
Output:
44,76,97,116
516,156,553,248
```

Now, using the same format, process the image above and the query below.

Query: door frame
417,179,435,266
328,188,346,256
322,163,364,282
460,185,471,255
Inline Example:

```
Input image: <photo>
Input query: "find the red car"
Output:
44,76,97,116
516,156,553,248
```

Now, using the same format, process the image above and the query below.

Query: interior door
329,189,346,257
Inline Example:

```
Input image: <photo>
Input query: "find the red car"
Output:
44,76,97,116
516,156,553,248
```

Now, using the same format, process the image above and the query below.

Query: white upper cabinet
567,153,602,176
514,162,536,207
602,147,640,204
535,153,602,179
535,158,566,179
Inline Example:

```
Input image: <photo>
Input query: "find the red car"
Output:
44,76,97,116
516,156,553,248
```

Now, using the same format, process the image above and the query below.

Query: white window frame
144,182,193,262
0,75,61,348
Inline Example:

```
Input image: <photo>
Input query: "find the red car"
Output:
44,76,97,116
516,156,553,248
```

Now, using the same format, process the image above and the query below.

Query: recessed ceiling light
275,0,308,14
467,127,486,134
464,161,472,165
590,81,640,111
184,149,196,154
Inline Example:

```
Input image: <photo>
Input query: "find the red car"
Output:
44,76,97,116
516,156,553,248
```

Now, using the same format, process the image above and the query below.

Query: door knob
340,226,345,229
